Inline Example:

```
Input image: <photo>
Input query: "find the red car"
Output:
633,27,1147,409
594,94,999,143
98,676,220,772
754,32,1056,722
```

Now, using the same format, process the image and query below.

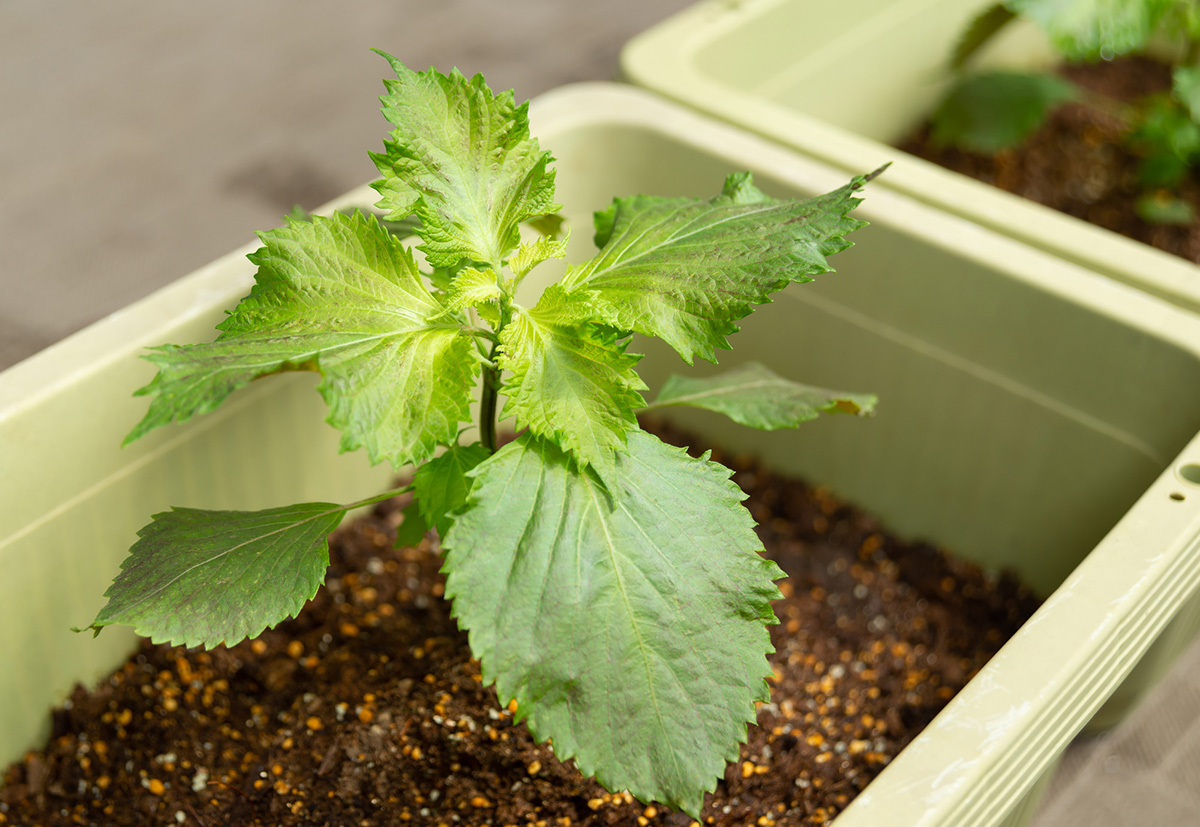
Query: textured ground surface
3,2,1198,825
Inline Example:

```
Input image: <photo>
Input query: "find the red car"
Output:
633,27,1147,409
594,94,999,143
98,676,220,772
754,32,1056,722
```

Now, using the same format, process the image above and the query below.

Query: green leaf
951,3,1018,68
1005,0,1172,60
370,53,560,268
88,503,346,648
498,293,647,474
412,443,491,537
125,211,477,469
525,212,566,239
1130,93,1200,186
931,71,1079,153
558,172,872,365
508,232,570,281
648,361,877,429
443,267,504,324
442,431,782,816
1173,65,1200,123
394,501,430,548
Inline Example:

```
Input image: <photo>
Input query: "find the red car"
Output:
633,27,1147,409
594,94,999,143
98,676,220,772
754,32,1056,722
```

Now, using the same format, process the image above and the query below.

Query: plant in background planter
928,0,1200,227
81,53,880,816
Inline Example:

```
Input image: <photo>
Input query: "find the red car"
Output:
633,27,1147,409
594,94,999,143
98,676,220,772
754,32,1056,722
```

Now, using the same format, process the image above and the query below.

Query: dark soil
0,423,1039,827
900,55,1200,262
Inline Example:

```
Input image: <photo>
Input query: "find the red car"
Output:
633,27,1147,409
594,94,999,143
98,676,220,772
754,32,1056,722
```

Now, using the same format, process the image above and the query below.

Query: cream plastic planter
621,0,1200,314
6,84,1200,827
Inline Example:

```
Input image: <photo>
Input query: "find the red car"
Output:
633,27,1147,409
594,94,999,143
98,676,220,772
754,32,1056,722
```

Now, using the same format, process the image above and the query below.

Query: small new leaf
559,172,873,365
370,53,561,268
125,211,477,469
498,293,647,475
1005,0,1172,60
443,267,504,324
931,71,1079,153
88,503,347,648
412,443,491,537
648,361,877,429
443,431,783,816
509,232,570,281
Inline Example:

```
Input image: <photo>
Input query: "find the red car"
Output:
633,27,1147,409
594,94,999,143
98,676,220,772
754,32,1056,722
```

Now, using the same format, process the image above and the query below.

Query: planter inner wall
542,123,1200,597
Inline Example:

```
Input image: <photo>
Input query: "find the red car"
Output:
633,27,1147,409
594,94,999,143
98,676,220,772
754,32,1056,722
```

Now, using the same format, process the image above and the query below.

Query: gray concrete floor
3,2,1198,825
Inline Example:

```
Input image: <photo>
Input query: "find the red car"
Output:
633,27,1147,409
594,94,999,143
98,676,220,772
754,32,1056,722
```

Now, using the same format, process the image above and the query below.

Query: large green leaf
442,431,783,816
88,503,346,647
557,172,871,365
498,291,647,474
126,211,477,469
370,54,560,268
1006,0,1171,59
412,443,491,537
649,361,877,429
931,71,1079,153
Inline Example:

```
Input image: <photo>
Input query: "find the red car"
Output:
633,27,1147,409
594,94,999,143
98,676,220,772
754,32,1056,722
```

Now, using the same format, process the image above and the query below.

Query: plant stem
480,341,501,454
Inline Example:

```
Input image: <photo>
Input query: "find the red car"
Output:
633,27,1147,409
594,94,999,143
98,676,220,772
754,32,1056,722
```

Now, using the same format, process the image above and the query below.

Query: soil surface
900,55,1200,262
1,423,1039,826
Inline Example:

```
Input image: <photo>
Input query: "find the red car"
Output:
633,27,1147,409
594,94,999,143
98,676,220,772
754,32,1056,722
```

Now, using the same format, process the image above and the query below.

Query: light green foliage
1006,0,1172,59
498,295,647,477
558,173,871,365
442,431,783,816
649,361,877,430
89,503,349,647
370,50,560,268
125,211,478,469
931,71,1079,153
91,58,878,814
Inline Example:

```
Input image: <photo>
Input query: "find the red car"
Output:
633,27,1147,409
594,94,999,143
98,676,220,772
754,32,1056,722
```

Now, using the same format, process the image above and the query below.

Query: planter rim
619,0,1200,316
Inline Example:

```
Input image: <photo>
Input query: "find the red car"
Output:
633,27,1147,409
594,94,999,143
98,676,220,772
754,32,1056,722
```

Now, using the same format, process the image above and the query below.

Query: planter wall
7,84,1200,827
620,0,1200,314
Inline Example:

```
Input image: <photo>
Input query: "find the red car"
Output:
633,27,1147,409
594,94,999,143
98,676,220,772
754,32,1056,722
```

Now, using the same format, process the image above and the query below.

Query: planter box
620,0,1200,314
7,84,1200,827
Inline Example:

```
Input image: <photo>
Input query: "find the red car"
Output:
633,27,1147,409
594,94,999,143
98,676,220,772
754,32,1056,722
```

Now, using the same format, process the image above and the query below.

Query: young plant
84,54,879,815
933,0,1200,223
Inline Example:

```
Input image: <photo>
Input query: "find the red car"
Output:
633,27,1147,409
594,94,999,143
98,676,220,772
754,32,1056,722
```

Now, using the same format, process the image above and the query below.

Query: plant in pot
918,0,1200,244
75,53,886,817
619,0,1200,313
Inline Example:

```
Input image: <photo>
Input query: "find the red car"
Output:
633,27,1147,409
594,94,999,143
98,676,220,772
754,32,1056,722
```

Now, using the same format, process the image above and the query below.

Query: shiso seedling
84,53,881,816
933,0,1200,224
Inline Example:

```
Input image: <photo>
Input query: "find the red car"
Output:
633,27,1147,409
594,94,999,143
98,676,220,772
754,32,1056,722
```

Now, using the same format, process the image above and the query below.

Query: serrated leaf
442,431,782,816
648,361,877,429
951,3,1018,68
1006,0,1171,60
509,232,570,280
412,443,491,537
370,53,560,268
931,71,1079,153
559,172,872,365
498,293,647,474
88,503,346,648
443,267,504,324
125,211,477,469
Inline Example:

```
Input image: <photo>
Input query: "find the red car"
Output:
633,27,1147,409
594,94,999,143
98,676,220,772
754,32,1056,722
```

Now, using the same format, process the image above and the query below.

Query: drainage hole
1180,463,1200,484
1171,492,1187,501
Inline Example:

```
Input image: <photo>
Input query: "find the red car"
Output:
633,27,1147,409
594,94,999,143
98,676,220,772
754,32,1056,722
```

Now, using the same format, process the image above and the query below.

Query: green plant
83,54,880,815
933,0,1200,224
